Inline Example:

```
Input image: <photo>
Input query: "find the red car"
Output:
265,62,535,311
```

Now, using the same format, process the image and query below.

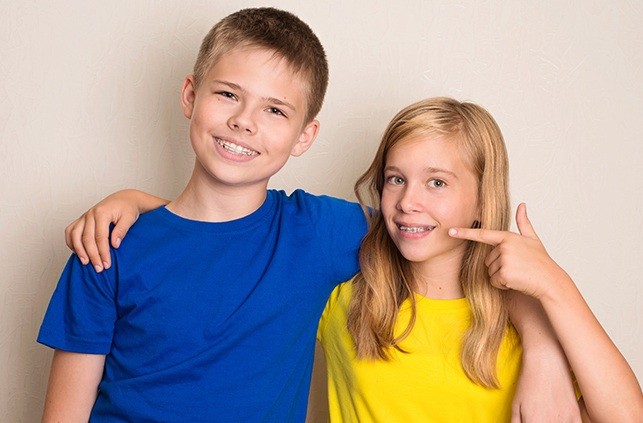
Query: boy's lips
215,137,259,156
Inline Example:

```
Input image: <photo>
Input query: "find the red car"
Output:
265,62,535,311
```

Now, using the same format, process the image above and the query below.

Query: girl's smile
380,134,480,283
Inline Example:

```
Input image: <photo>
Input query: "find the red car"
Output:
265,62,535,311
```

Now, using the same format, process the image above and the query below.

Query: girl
317,97,642,422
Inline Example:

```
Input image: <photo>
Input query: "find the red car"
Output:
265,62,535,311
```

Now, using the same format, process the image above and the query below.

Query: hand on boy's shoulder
65,189,167,273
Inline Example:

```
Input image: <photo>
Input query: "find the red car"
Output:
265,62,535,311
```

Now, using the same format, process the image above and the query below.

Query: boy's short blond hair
193,7,329,123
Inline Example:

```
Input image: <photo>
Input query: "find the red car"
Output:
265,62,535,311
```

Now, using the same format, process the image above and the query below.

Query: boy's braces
216,138,257,156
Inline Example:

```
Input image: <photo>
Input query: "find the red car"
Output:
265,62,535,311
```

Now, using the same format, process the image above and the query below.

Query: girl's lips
398,224,436,233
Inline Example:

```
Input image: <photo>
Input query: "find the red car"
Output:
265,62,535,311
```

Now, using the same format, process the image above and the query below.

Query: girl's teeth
399,225,435,233
401,226,426,233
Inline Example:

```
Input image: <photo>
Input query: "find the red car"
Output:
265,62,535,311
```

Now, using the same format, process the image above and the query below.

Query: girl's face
380,134,480,276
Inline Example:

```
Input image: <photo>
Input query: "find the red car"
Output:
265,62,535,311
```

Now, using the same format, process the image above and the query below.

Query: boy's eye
386,176,405,185
267,107,286,117
428,179,446,188
217,91,237,100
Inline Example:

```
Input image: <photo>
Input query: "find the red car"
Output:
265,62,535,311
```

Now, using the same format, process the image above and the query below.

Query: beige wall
1,1,641,420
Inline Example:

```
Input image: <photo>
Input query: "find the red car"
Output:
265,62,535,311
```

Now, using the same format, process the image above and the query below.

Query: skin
41,351,105,422
450,204,643,422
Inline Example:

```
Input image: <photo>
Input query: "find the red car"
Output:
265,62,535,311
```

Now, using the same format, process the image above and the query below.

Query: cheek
430,196,473,226
379,190,396,218
455,196,480,227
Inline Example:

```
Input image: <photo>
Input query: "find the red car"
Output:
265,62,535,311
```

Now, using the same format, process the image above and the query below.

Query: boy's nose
228,108,257,134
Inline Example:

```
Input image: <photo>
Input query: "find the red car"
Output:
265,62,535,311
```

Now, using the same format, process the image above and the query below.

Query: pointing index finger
448,227,509,246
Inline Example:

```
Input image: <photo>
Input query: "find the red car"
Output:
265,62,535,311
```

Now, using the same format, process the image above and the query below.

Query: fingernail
103,261,110,270
94,264,103,273
448,228,457,236
114,238,121,248
80,256,89,265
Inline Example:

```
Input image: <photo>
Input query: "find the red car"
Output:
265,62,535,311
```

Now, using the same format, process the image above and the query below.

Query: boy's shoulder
276,188,361,212
273,189,366,227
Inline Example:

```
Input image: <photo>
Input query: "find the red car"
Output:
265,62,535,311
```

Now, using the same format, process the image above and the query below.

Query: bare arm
451,203,643,422
507,291,581,422
538,269,642,422
42,350,106,423
65,189,168,272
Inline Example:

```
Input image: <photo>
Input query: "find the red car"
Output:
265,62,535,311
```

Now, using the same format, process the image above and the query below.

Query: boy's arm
507,292,581,421
65,189,168,272
42,350,106,422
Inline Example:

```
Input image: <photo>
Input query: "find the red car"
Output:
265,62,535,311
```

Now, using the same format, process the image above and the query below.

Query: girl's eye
267,107,286,117
386,176,405,185
428,179,446,188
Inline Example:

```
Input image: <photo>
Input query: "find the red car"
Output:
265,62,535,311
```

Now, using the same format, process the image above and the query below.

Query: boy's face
181,47,319,192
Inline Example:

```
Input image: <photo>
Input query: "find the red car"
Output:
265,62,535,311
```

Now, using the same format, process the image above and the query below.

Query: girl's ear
290,119,320,157
180,75,197,119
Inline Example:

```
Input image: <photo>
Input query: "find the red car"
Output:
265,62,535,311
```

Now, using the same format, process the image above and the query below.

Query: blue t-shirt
38,189,367,422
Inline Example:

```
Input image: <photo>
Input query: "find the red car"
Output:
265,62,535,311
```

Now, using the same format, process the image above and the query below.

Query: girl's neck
412,254,465,300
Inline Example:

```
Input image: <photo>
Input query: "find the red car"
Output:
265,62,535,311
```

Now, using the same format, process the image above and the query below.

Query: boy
41,7,577,422
39,8,365,422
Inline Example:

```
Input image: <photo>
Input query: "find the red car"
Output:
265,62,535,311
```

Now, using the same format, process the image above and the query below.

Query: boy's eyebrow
213,80,297,113
384,165,459,179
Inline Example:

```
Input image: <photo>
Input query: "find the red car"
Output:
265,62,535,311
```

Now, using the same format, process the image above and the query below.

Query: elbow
581,396,643,423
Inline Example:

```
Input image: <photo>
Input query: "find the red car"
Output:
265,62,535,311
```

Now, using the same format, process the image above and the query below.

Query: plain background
1,1,641,420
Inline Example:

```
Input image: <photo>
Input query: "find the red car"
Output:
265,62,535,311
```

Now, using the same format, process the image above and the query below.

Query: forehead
388,134,458,162
206,47,310,105
386,133,477,177
211,45,310,86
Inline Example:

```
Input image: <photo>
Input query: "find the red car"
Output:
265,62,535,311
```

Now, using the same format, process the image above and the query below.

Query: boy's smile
215,137,258,157
181,46,319,194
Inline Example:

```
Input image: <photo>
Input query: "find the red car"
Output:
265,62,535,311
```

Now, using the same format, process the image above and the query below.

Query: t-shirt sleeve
37,254,117,354
318,195,368,283
317,281,349,342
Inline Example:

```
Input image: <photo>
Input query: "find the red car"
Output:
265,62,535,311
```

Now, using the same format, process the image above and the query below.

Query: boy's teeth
216,138,257,156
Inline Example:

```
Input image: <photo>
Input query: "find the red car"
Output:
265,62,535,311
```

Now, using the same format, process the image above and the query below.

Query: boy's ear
290,120,320,157
180,75,197,119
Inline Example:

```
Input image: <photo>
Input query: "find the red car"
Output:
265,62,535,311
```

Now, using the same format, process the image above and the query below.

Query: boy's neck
166,172,269,223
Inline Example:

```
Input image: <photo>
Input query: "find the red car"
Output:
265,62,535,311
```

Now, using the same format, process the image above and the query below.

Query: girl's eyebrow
212,80,297,113
424,166,458,179
384,165,459,179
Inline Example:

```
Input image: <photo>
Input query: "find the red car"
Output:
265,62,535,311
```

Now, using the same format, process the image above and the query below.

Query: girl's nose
397,186,423,213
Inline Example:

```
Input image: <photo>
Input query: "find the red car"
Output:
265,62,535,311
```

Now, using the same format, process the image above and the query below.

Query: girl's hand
448,203,570,300
64,189,168,272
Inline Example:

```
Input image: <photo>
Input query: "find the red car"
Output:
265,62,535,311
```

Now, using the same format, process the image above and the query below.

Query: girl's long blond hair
348,97,511,388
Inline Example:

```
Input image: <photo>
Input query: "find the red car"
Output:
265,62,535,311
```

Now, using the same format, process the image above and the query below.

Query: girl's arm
450,203,643,422
536,267,641,421
42,350,106,422
65,189,169,272
507,292,581,421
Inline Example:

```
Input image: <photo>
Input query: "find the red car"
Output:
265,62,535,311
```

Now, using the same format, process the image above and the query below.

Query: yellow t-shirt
317,281,523,423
